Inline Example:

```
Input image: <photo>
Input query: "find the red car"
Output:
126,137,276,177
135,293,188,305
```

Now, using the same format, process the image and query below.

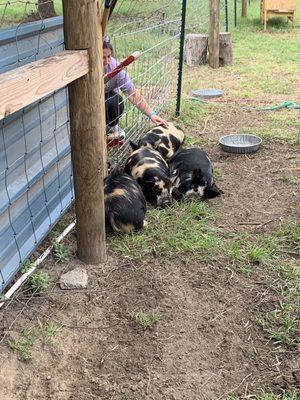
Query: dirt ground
0,118,299,399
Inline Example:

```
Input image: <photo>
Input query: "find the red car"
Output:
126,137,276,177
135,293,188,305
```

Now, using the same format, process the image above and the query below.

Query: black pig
130,122,185,161
169,148,223,201
104,171,147,233
125,147,172,206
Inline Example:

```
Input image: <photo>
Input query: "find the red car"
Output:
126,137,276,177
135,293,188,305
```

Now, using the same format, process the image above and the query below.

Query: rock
59,268,88,290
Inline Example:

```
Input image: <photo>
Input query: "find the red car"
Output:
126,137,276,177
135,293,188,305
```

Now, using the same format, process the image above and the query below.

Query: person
103,39,168,142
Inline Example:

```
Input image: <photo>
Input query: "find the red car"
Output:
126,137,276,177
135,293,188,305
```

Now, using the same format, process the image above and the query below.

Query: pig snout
157,188,172,207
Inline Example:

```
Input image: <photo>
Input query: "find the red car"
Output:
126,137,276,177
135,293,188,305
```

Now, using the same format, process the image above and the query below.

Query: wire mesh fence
0,2,71,293
105,0,183,165
0,0,230,293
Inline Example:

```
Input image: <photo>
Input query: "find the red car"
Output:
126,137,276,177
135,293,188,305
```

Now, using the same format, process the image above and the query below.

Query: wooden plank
0,50,89,120
209,0,220,69
62,0,107,264
264,0,296,10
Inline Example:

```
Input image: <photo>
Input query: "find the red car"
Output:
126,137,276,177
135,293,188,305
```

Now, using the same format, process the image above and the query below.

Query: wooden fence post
242,0,247,17
62,0,107,264
209,0,220,68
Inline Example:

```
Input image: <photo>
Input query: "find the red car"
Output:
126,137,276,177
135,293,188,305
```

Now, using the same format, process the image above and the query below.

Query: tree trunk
219,32,233,66
38,0,56,19
242,0,247,17
184,34,208,66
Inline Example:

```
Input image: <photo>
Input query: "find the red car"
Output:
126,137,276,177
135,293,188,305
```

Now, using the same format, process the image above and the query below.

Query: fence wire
0,0,227,294
105,0,183,164
0,0,73,293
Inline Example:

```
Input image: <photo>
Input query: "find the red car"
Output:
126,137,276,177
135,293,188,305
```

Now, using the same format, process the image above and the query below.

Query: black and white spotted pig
125,147,172,207
104,170,147,233
130,122,185,161
169,148,223,201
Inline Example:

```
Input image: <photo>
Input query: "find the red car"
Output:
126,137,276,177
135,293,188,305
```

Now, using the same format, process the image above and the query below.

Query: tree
37,0,56,19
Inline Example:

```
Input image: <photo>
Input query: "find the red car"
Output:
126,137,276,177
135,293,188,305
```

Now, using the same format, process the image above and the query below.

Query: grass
9,319,61,362
27,271,52,294
52,240,70,263
254,222,299,348
108,201,221,261
134,311,162,328
228,391,299,400
257,261,299,348
37,319,61,343
9,338,34,362
21,260,34,274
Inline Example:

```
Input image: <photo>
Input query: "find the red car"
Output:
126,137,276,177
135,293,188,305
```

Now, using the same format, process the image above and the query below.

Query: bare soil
0,131,299,399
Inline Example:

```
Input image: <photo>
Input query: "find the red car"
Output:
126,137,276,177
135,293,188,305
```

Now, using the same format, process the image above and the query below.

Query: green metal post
176,0,187,117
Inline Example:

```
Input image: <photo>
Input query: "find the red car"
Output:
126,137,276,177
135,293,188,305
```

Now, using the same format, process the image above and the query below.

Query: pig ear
192,169,203,181
205,182,223,198
129,141,139,151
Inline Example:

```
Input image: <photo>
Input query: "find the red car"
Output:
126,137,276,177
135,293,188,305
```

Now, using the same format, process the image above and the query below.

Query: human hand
150,114,169,127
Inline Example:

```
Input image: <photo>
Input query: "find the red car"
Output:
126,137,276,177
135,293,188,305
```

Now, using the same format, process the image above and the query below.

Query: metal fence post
225,0,229,32
175,0,187,117
234,0,237,27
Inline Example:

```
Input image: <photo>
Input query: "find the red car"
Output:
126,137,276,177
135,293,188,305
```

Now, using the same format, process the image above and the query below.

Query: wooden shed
260,0,297,30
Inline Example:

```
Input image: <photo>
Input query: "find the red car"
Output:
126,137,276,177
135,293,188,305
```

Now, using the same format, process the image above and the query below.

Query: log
62,0,107,264
184,34,208,66
209,0,220,69
219,32,233,66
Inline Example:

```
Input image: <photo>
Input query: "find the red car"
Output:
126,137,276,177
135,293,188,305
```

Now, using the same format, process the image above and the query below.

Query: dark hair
103,40,114,55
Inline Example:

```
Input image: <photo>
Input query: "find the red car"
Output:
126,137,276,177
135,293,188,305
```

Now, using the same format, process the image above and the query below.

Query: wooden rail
0,50,89,120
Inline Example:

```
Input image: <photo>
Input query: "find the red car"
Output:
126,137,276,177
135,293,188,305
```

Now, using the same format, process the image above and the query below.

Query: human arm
127,89,168,126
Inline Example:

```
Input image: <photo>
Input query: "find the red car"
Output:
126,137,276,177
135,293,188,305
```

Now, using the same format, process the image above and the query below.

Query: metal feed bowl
219,134,262,154
192,89,224,99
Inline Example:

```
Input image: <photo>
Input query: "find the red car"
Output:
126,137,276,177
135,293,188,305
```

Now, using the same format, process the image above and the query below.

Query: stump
219,32,233,66
184,34,208,67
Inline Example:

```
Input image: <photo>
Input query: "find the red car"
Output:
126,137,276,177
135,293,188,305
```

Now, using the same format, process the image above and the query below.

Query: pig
104,170,147,233
124,147,172,207
130,122,185,161
169,148,223,201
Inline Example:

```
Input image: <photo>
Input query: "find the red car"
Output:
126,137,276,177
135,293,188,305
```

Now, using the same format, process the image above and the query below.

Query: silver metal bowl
192,89,224,99
219,134,262,154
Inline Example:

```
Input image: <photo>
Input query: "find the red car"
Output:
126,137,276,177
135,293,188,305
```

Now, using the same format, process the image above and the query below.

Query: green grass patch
9,338,34,362
27,271,52,294
134,311,162,328
251,112,300,144
108,201,220,261
37,319,61,343
8,319,61,362
228,390,299,400
52,240,71,263
257,262,299,348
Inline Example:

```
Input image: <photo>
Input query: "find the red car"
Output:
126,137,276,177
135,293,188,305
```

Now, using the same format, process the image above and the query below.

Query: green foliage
8,339,33,362
108,201,220,260
8,319,61,362
27,272,52,294
134,311,162,328
228,391,300,400
52,241,70,263
21,260,33,274
37,319,61,343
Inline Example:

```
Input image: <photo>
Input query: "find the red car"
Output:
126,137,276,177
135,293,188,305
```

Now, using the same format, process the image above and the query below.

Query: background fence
0,0,229,293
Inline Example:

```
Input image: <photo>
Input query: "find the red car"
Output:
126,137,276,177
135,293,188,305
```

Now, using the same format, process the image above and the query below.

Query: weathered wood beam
0,50,89,120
